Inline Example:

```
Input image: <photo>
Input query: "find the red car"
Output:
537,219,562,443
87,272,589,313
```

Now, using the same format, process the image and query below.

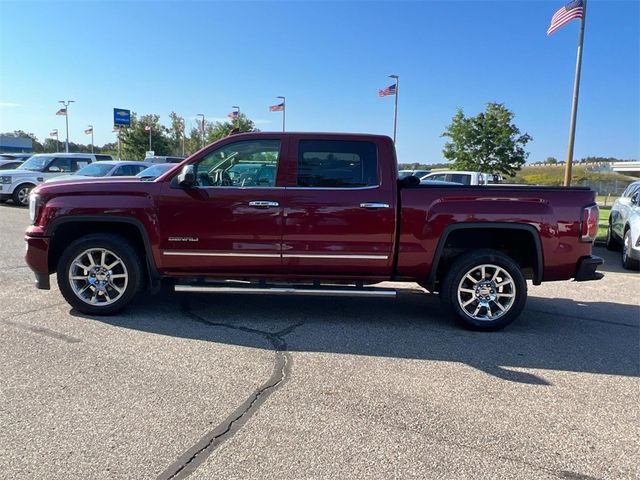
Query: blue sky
0,0,638,163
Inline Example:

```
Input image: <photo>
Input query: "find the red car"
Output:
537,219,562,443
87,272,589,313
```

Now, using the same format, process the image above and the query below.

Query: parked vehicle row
0,153,182,206
607,180,640,270
25,132,603,331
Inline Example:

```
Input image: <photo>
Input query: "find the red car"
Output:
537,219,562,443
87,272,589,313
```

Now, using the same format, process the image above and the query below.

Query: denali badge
168,237,199,242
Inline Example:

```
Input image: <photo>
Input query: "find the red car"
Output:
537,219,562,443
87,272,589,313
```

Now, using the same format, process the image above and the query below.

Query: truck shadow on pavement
72,288,639,386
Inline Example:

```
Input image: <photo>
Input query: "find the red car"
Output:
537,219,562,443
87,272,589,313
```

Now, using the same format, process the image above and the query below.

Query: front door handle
360,202,390,209
249,200,280,208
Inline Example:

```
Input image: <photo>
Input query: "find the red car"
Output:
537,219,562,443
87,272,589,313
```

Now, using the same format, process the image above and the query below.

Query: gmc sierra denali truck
24,132,603,330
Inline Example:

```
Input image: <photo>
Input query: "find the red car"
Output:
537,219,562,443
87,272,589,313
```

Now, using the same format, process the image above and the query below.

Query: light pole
86,125,94,153
58,100,75,152
232,106,240,131
197,114,205,148
145,125,152,151
277,96,285,132
388,74,399,144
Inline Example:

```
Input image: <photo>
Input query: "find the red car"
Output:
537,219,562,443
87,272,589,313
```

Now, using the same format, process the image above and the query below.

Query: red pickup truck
24,132,603,330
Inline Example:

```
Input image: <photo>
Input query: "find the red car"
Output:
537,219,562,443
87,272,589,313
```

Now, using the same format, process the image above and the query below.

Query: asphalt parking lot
1,203,638,480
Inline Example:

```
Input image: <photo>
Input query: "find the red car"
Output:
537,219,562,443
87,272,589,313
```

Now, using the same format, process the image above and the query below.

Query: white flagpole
563,0,587,187
388,74,399,144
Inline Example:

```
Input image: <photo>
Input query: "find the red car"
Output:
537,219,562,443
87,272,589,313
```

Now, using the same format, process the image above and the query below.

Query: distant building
0,135,33,152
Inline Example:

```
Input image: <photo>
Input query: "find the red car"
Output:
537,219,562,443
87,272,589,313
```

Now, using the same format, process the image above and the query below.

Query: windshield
17,155,54,172
136,164,173,179
76,163,113,177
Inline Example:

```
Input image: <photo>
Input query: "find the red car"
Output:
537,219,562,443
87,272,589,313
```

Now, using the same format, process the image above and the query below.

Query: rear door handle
360,202,390,209
249,201,280,208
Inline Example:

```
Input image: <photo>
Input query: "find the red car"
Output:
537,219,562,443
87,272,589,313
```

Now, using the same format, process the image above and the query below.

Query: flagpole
563,0,587,187
389,74,399,144
277,96,286,132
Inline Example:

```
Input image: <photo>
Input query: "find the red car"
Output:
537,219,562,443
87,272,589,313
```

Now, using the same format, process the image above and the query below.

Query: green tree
546,157,558,165
120,113,172,160
442,103,532,176
167,111,186,157
206,113,256,144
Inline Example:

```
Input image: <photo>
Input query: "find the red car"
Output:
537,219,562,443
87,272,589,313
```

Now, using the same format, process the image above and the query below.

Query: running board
174,283,396,298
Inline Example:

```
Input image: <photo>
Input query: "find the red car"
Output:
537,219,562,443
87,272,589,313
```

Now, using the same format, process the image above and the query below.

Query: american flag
49,130,58,137
547,0,584,36
228,111,238,119
55,108,67,116
269,103,284,112
144,125,151,132
379,84,397,97
84,127,93,135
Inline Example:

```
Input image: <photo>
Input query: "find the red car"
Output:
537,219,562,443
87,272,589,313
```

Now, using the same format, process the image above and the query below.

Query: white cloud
253,119,272,125
0,102,23,108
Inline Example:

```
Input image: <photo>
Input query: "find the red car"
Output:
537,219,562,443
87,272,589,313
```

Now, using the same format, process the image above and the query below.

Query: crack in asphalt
156,296,302,480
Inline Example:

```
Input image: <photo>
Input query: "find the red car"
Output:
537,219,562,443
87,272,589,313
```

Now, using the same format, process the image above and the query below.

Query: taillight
580,204,599,243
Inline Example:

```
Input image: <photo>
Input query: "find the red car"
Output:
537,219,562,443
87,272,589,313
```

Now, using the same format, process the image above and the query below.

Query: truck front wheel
441,249,527,331
57,234,143,315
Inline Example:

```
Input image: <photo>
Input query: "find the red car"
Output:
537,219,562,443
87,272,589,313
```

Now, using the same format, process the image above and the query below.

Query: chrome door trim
163,251,281,258
282,253,388,260
163,251,389,260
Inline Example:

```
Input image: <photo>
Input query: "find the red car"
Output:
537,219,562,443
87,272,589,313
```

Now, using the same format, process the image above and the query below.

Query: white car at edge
0,153,113,206
607,180,640,270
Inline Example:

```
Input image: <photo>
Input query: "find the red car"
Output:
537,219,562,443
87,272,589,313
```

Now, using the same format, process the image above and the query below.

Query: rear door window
297,140,378,188
448,174,471,185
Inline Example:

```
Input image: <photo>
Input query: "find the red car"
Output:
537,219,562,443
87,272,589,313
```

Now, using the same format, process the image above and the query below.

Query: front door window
194,140,281,187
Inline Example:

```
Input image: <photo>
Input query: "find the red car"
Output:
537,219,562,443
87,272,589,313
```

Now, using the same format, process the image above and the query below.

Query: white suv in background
421,170,502,185
607,180,640,270
0,153,113,206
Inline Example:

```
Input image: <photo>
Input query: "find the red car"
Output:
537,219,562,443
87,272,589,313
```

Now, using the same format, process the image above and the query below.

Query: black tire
621,230,640,271
605,220,619,251
441,249,527,331
57,234,144,315
12,183,35,207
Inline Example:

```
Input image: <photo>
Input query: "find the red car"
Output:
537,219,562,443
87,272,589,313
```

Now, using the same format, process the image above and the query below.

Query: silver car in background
607,180,640,270
45,160,151,184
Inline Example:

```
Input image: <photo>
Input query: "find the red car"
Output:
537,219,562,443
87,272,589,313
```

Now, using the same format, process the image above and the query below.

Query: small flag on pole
84,127,93,135
144,125,151,132
112,126,120,133
547,0,584,36
55,108,67,116
49,130,58,137
269,103,284,112
228,111,238,119
379,84,397,97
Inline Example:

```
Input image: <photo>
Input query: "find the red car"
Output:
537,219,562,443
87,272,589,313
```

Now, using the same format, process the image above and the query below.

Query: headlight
29,193,40,224
1,176,12,184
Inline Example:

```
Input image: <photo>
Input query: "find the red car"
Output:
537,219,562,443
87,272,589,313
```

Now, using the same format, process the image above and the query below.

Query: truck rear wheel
57,234,143,315
441,249,527,331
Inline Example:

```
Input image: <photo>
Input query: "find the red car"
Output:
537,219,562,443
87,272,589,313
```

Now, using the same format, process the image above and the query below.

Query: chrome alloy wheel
68,248,128,306
17,186,31,206
456,264,516,321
